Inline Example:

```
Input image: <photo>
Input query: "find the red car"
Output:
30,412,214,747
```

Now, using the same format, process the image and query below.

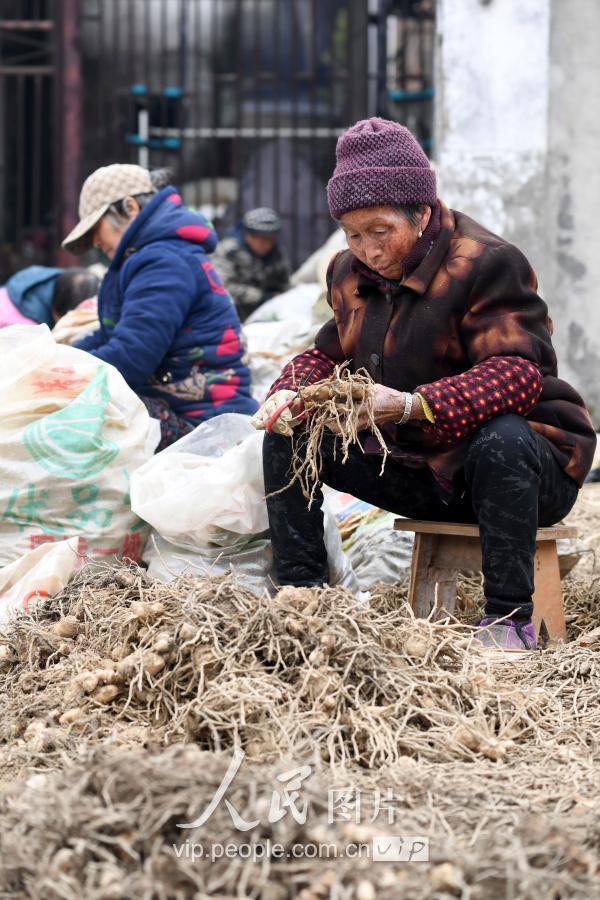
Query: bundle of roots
282,365,389,505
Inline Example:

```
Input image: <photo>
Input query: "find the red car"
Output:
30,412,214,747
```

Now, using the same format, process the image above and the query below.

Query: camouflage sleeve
261,248,292,296
460,242,553,367
311,252,349,361
212,244,264,313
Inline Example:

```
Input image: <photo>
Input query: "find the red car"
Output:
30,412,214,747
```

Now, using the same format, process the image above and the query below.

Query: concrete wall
545,0,600,423
435,0,600,423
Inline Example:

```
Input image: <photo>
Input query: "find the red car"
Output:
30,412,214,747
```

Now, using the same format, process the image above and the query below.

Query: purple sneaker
474,618,537,653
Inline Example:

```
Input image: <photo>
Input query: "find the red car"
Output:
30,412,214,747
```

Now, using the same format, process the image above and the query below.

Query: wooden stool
394,519,577,641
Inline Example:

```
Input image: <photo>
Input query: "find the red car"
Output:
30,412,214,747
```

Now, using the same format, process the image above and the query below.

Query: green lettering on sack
66,485,113,531
23,365,119,480
2,484,64,536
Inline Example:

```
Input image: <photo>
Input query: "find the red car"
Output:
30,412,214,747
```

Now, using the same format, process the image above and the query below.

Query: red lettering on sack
122,533,142,562
29,534,56,550
32,377,89,394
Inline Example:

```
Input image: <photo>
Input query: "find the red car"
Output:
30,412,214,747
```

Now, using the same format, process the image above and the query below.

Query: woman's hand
376,386,427,425
250,390,304,436
300,383,425,434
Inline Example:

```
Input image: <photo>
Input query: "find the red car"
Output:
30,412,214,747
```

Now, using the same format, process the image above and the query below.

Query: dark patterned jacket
212,229,292,321
270,201,596,491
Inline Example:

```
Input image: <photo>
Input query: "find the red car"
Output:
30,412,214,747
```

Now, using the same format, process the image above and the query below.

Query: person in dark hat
212,207,292,321
252,117,596,655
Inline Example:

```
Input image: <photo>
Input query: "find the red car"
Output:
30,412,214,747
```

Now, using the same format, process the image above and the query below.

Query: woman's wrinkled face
91,197,140,260
340,204,430,279
91,215,126,260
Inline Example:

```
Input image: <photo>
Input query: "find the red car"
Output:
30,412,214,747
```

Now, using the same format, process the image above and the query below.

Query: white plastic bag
244,283,322,325
52,297,99,345
290,228,347,288
323,489,414,589
142,507,357,597
0,538,79,623
131,415,267,542
0,325,160,567
143,531,274,595
134,414,359,595
243,283,324,402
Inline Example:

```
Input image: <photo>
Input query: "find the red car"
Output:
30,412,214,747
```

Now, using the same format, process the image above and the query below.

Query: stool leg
531,540,566,642
436,574,458,617
409,533,437,617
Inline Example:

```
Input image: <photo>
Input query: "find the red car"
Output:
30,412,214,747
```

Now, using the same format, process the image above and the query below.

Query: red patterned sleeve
416,356,543,445
267,346,337,396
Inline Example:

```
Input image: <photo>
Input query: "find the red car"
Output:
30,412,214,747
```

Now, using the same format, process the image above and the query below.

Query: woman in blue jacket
62,164,258,449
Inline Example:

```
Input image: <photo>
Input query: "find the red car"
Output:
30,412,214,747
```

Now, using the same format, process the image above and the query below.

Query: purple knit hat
327,117,437,219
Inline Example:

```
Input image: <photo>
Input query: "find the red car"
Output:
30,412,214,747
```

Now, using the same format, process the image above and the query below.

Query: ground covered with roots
0,547,600,898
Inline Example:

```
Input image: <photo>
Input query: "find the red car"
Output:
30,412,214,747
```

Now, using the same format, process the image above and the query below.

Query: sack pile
0,325,160,616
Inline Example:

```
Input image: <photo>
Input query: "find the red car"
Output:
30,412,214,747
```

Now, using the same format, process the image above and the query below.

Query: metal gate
0,1,56,279
1,0,435,275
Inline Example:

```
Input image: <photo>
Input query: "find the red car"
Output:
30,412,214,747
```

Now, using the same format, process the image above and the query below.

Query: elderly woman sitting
252,118,596,653
62,164,257,450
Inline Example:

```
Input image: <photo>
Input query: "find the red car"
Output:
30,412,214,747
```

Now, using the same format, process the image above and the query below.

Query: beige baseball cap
62,163,153,254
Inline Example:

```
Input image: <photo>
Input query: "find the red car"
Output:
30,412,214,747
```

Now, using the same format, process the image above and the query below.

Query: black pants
263,415,579,620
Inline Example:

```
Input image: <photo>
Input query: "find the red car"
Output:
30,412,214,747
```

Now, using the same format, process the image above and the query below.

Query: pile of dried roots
1,567,600,898
0,567,545,771
449,571,600,642
1,568,600,771
1,739,599,899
